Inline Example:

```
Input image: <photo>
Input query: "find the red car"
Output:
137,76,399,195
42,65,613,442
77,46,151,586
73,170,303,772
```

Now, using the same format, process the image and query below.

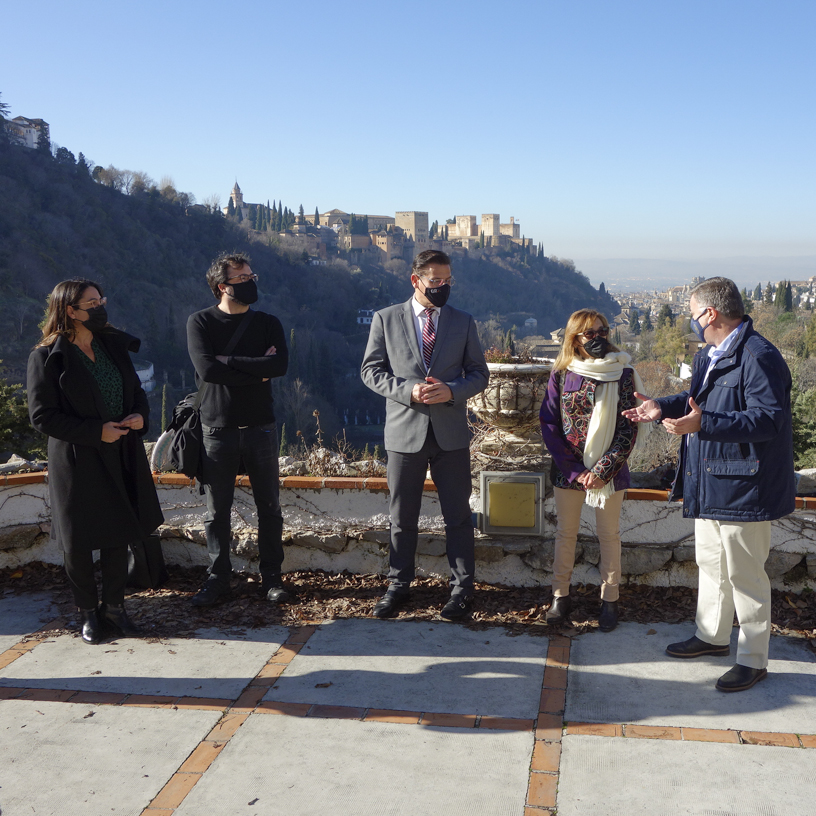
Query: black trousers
64,547,129,610
201,422,284,586
385,425,475,594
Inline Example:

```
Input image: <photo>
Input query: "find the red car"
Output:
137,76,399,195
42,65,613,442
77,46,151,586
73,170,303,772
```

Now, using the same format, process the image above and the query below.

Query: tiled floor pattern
1,621,816,815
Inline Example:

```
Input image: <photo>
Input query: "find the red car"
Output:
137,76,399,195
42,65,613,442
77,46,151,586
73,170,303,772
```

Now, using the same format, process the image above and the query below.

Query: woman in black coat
27,279,164,644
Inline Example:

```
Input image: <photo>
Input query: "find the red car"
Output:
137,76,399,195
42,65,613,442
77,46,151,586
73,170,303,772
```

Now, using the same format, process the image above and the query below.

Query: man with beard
361,250,489,619
186,252,290,606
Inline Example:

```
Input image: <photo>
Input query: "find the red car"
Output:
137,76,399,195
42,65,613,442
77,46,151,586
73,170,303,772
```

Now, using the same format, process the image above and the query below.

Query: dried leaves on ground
2,563,814,648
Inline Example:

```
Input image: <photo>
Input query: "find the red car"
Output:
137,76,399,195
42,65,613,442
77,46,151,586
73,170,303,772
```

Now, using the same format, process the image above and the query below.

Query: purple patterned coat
539,369,638,492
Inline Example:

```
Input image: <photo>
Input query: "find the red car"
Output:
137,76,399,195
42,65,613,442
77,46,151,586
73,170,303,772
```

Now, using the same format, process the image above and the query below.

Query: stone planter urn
468,359,553,458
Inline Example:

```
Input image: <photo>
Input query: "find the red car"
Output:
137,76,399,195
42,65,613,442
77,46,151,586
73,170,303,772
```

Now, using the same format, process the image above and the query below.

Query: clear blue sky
3,0,814,287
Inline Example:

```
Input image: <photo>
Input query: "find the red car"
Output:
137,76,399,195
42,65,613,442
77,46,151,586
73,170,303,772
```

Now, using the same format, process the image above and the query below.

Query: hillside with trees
0,110,616,456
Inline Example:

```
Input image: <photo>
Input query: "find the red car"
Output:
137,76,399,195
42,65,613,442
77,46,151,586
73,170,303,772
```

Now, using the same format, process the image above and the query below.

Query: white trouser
694,518,771,670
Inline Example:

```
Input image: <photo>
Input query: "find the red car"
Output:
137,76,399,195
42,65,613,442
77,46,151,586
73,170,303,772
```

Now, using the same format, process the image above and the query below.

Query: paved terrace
1,590,815,815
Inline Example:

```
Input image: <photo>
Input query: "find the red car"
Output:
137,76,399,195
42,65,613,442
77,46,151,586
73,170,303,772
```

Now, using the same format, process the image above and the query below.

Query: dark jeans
201,422,283,586
64,547,128,609
386,426,475,594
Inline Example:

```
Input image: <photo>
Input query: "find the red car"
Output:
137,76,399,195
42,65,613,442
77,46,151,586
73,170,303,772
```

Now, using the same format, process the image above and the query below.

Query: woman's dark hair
36,279,106,348
206,251,252,299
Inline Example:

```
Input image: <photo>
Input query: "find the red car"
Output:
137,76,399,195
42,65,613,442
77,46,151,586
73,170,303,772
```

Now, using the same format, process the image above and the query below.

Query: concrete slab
176,713,533,816
0,626,288,699
265,619,548,718
557,735,816,815
0,699,221,816
0,591,57,651
566,622,816,732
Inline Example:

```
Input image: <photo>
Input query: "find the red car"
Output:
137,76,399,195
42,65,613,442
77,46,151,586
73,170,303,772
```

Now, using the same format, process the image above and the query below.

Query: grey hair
690,277,744,320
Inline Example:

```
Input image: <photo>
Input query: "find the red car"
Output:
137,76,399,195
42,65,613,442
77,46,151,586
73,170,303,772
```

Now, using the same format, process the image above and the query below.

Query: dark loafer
99,604,141,637
665,635,730,658
598,600,619,632
545,595,572,625
373,591,410,619
191,580,229,607
716,664,768,692
440,593,473,620
80,608,101,645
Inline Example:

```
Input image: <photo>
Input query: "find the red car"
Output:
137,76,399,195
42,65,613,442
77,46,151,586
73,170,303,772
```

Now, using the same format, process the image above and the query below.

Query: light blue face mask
690,308,710,343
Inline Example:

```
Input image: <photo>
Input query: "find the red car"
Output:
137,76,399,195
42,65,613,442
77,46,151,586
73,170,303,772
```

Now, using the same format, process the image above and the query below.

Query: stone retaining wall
2,472,815,592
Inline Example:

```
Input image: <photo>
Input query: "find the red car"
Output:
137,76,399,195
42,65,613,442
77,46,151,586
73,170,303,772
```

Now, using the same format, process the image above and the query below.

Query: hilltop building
395,212,429,254
6,117,49,149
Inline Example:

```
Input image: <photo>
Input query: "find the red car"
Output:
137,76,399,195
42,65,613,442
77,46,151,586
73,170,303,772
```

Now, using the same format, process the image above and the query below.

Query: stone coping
6,471,816,510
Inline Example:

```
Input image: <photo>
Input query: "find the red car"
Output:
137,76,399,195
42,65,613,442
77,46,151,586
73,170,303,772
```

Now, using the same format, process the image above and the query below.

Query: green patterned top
71,339,124,419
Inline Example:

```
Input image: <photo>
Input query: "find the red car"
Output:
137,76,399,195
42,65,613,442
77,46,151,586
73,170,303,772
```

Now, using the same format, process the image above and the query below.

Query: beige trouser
694,518,771,670
552,487,624,601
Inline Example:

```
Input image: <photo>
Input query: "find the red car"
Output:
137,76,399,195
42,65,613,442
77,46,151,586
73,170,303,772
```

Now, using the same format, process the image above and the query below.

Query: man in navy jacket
624,277,794,692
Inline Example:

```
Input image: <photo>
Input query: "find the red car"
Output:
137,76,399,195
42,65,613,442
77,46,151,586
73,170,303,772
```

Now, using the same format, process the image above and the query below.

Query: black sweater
186,305,288,428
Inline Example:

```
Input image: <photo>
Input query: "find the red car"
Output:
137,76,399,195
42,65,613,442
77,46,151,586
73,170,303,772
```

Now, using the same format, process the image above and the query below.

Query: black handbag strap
193,310,256,410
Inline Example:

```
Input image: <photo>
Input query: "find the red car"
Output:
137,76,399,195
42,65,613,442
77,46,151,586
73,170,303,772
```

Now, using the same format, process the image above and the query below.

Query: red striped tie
422,308,436,370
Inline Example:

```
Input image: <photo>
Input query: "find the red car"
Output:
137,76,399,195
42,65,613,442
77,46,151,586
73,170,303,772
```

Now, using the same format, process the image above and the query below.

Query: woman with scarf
539,309,645,632
27,280,163,645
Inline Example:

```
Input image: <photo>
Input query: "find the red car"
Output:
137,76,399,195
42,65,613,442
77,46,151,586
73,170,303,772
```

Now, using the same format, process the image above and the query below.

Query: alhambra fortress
225,182,534,266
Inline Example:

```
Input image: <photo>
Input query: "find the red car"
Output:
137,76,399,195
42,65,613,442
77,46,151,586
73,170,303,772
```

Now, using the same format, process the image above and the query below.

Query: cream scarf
566,351,649,508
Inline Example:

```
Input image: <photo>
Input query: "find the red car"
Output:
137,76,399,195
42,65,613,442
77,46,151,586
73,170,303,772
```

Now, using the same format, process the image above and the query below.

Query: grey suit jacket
361,298,489,453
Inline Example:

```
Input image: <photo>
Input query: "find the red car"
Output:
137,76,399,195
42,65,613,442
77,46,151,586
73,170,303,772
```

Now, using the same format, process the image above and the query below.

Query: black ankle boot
100,604,140,637
545,595,572,624
80,608,101,645
598,600,619,632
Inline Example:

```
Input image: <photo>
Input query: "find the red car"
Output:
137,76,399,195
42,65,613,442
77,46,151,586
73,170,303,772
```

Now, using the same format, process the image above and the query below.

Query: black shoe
440,593,473,620
665,635,730,659
545,595,572,625
191,580,229,607
716,664,768,693
598,600,619,632
99,604,141,637
373,590,410,619
262,575,296,605
80,608,101,645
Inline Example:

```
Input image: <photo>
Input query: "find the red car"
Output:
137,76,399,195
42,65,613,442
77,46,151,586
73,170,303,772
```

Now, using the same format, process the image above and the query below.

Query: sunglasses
581,327,610,340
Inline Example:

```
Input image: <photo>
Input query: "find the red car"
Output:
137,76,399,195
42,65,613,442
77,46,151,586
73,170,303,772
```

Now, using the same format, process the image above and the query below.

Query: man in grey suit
361,250,489,619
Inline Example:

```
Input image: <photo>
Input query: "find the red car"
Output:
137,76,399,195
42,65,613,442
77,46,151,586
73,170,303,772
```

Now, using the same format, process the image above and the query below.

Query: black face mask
583,337,610,358
81,305,108,333
228,279,258,305
422,282,450,308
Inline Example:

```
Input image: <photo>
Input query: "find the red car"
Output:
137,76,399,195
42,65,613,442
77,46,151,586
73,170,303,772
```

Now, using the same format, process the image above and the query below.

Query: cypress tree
785,281,793,312
314,206,320,226
227,198,235,217
764,282,773,303
279,423,288,457
288,328,298,379
774,281,786,309
753,283,762,301
628,309,641,336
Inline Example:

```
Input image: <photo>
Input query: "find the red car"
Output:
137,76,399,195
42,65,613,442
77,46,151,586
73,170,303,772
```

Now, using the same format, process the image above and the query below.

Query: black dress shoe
372,591,410,619
99,604,141,637
80,608,101,645
665,635,730,659
440,593,473,620
265,584,295,604
598,600,619,632
545,595,572,624
191,580,229,607
716,664,768,692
